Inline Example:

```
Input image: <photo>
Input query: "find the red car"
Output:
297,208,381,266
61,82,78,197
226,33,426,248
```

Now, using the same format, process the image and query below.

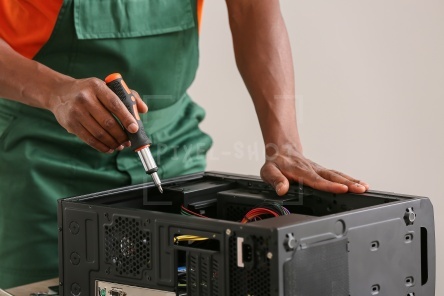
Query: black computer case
57,172,435,296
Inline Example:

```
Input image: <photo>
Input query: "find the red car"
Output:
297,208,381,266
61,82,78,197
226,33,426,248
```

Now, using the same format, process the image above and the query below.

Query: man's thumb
260,163,289,196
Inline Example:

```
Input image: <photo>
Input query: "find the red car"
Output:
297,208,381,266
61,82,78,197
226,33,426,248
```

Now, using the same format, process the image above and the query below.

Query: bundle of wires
178,205,210,245
180,205,208,218
180,202,290,224
241,202,290,223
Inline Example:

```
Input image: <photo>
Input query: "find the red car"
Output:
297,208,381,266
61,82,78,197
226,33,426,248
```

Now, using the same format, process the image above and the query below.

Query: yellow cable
174,235,209,243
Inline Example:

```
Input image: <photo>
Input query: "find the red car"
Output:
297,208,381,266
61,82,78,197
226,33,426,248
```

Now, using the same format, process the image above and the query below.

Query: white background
190,0,444,293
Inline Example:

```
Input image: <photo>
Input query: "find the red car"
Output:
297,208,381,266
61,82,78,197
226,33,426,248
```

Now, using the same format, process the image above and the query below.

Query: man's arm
225,0,369,194
0,38,147,153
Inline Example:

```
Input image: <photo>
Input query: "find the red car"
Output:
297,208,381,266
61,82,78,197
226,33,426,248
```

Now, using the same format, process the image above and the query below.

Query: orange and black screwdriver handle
105,73,151,152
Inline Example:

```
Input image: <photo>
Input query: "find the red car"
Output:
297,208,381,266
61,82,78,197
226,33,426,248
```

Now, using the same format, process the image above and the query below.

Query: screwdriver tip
157,185,163,194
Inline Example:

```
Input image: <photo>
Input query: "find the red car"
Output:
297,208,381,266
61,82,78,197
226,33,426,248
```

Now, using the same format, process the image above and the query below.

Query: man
0,0,368,288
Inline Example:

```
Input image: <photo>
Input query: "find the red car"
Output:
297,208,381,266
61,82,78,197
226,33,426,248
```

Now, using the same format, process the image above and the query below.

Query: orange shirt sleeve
197,0,204,31
0,0,63,59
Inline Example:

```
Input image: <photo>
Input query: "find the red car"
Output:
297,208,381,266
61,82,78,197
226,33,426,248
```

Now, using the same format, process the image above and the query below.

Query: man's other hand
260,146,369,195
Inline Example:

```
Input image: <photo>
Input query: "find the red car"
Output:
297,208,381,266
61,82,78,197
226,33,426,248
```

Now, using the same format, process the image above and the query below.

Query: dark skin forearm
0,38,71,109
0,38,147,153
226,0,369,194
226,0,301,151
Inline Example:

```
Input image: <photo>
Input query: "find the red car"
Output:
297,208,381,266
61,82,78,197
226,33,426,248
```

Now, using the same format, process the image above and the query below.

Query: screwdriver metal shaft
137,146,163,193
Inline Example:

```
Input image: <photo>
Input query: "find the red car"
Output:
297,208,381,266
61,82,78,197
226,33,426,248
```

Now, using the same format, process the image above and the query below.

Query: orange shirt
0,0,63,59
0,0,204,59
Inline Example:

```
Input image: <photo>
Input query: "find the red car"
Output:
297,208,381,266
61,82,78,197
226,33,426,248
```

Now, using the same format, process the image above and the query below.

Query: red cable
241,207,280,223
181,205,208,218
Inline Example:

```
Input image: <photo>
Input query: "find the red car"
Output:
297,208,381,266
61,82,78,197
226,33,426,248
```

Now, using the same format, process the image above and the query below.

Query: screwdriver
105,73,163,193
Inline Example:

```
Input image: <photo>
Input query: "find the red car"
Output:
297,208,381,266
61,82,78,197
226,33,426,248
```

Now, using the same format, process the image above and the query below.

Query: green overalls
0,0,211,288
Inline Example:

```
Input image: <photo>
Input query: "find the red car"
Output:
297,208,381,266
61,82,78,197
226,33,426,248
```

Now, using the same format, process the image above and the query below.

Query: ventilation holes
212,259,219,295
104,216,150,278
189,254,198,295
229,234,271,296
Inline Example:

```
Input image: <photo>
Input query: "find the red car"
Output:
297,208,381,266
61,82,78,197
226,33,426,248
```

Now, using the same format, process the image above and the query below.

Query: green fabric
74,0,195,39
0,0,211,288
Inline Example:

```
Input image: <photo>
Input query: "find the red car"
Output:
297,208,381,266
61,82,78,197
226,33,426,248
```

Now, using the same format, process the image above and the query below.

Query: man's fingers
318,170,367,193
51,77,143,152
88,103,128,145
260,163,289,196
331,170,370,190
81,114,122,150
132,90,148,114
300,171,349,194
74,123,113,153
95,81,139,133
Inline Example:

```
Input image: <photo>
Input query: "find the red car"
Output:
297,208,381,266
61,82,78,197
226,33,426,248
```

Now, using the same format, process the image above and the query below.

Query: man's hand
226,1,369,194
260,146,369,196
0,39,149,153
48,77,148,153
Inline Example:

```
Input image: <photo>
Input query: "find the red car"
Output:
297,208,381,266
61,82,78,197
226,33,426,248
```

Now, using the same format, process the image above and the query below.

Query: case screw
226,229,232,236
284,233,297,251
404,208,416,226
266,252,273,259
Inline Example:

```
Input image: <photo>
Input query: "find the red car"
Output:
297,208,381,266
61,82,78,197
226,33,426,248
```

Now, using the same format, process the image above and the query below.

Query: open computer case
58,172,435,296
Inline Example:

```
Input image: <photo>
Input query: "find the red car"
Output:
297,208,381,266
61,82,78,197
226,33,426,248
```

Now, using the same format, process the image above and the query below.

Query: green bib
0,0,211,288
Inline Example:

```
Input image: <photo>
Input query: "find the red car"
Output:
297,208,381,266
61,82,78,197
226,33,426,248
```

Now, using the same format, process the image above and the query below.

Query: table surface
5,278,58,296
